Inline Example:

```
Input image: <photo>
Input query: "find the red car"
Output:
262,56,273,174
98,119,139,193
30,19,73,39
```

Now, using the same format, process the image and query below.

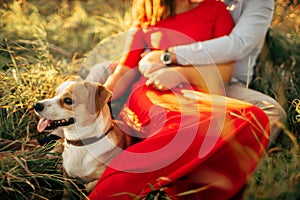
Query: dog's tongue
37,118,52,132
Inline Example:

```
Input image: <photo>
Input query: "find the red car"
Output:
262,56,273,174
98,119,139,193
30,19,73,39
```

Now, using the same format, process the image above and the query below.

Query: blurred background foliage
0,0,299,199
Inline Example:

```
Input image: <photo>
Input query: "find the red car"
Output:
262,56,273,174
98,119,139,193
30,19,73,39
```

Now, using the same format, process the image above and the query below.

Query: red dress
88,1,270,199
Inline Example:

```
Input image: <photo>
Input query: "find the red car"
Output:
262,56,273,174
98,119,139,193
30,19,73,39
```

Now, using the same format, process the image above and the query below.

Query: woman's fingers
139,63,165,78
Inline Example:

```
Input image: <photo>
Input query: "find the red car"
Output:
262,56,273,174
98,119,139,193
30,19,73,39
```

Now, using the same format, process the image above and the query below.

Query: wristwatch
160,50,172,66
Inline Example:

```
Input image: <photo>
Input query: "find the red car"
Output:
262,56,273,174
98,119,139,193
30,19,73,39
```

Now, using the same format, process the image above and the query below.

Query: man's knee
86,61,113,83
226,83,286,146
251,99,286,147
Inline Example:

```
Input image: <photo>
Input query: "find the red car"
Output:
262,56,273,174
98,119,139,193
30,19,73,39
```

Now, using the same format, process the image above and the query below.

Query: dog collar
66,122,114,146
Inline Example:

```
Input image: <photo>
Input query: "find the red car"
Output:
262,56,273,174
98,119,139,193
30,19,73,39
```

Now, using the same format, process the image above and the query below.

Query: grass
0,0,299,199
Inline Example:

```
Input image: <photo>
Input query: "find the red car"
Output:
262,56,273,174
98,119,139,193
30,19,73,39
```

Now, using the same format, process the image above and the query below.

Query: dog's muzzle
33,102,75,132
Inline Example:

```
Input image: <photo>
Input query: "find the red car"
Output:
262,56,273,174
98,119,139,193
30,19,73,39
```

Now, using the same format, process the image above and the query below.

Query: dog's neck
64,104,112,141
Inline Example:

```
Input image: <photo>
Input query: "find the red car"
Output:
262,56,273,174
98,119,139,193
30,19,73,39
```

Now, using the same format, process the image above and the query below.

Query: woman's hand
146,67,186,91
104,64,138,100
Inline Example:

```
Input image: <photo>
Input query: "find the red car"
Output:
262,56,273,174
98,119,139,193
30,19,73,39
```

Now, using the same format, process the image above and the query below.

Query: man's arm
174,0,274,65
145,62,234,93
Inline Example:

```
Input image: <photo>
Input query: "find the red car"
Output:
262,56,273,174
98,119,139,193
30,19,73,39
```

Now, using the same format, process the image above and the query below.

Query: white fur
62,104,118,181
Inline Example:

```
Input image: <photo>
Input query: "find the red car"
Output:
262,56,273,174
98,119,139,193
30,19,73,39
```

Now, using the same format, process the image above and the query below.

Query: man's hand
139,50,166,77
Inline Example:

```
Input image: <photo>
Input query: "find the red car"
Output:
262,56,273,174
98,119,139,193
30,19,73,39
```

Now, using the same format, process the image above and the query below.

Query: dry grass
0,0,299,199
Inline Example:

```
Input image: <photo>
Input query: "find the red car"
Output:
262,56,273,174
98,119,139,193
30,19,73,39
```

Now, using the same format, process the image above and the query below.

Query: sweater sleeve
174,0,274,65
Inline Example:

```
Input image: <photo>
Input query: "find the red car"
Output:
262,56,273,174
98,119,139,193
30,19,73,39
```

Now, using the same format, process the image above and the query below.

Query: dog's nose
34,102,44,112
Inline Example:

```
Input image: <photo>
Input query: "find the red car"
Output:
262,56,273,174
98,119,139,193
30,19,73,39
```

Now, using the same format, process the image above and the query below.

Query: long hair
132,0,175,27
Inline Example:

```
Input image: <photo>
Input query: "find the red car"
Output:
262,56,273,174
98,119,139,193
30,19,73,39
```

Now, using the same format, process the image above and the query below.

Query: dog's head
34,76,112,132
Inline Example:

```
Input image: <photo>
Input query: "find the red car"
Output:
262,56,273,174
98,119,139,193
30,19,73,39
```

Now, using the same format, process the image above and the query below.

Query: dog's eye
64,98,73,105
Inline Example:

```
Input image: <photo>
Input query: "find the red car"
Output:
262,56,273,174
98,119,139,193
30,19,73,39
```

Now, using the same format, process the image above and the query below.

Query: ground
0,0,299,199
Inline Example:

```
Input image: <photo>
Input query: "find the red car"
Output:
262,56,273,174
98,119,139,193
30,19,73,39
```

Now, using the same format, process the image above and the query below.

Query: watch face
161,52,172,65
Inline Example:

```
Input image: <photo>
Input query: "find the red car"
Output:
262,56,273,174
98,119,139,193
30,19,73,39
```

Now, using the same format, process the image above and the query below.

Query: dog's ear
84,81,112,114
64,75,82,82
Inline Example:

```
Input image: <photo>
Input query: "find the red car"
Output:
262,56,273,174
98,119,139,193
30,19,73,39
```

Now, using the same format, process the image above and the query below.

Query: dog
33,76,133,193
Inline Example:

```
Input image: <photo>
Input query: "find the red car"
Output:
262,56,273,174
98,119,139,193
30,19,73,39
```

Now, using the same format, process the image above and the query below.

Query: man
138,0,286,147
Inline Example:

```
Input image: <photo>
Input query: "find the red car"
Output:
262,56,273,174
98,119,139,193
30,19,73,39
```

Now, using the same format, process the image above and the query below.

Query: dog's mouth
37,117,75,132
